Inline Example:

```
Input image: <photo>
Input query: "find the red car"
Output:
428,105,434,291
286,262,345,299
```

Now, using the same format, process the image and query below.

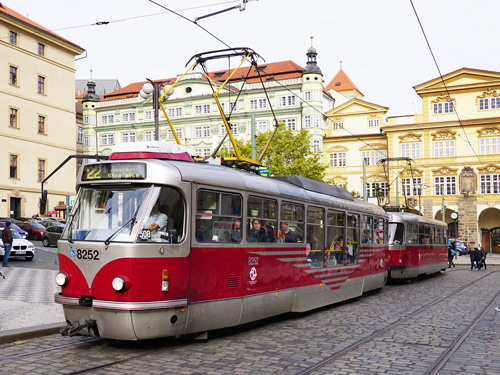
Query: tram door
326,210,345,266
306,206,325,268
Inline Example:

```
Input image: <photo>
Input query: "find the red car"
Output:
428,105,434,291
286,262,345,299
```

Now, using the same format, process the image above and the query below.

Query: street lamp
414,183,427,215
140,79,173,141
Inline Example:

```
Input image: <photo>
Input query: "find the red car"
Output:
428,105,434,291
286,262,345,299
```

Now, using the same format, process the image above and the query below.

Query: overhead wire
409,0,484,169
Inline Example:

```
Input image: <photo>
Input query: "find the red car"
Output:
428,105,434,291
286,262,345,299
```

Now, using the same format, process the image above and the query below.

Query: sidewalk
0,267,65,343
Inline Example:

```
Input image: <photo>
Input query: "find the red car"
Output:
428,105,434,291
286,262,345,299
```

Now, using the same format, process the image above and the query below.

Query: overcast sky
11,0,500,116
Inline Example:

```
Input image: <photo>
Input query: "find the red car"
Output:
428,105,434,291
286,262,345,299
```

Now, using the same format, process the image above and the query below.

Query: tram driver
144,200,168,237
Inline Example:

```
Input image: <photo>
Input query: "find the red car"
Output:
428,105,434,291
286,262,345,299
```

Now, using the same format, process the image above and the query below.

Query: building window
77,127,83,143
362,150,387,165
38,116,46,134
193,148,211,157
283,118,296,131
121,112,136,122
10,154,18,179
9,66,17,85
101,114,114,124
434,140,455,157
303,115,321,128
435,176,456,195
479,137,500,155
38,43,45,56
37,76,45,94
9,108,18,128
480,174,500,194
9,31,17,45
83,136,90,146
122,132,136,143
194,125,211,138
401,177,422,196
277,95,296,107
332,122,344,130
220,101,237,113
220,123,238,136
366,182,388,197
400,142,421,158
329,152,346,167
167,107,183,118
100,134,114,145
144,130,156,141
310,139,320,154
83,115,96,125
167,128,183,140
38,159,46,182
479,98,489,111
433,102,454,114
255,120,268,133
249,98,267,110
368,119,379,127
194,104,211,115
491,97,500,109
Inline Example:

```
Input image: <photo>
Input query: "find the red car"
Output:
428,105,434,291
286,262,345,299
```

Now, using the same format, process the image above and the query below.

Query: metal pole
395,176,399,207
250,113,256,160
363,158,367,201
441,184,445,222
152,81,160,141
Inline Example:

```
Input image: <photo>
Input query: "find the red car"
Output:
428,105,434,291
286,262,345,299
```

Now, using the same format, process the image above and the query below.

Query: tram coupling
60,318,98,337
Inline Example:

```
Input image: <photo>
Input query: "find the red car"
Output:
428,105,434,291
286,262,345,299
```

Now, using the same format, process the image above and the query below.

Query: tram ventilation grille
227,275,241,288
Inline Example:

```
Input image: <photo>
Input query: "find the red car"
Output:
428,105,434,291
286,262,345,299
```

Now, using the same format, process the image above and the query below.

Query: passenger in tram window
247,219,268,242
281,222,298,243
265,222,275,242
362,230,371,244
347,239,354,264
195,220,210,242
144,200,168,236
231,219,242,242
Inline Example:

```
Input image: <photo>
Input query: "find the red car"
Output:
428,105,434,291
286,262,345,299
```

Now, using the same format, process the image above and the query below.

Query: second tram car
55,141,389,340
387,211,448,279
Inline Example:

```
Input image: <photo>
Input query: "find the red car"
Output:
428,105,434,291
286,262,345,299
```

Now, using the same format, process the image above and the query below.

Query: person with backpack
480,246,487,271
469,244,477,271
448,244,455,268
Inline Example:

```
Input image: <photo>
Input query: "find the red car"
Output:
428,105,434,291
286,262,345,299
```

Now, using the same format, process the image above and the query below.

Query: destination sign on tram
82,163,147,181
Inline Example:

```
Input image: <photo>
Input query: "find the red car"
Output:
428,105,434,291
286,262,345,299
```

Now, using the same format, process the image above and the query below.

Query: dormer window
433,102,454,114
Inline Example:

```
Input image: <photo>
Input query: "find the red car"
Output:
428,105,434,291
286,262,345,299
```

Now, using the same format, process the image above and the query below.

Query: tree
218,127,326,181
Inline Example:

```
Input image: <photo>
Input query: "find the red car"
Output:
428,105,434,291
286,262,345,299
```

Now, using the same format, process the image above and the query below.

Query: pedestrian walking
479,245,487,271
448,244,455,268
1,221,13,267
469,244,477,271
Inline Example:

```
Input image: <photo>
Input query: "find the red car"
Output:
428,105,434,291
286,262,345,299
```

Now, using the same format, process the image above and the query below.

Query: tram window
346,213,359,264
361,215,372,244
279,202,304,243
326,210,345,267
196,190,242,243
375,217,385,244
407,223,418,244
388,223,404,245
437,228,442,244
306,206,325,268
247,196,277,243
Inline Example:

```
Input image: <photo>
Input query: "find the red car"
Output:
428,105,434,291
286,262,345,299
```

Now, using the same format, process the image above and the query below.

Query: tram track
295,270,499,375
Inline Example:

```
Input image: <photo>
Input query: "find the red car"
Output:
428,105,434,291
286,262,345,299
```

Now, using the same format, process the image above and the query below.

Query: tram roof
387,211,447,227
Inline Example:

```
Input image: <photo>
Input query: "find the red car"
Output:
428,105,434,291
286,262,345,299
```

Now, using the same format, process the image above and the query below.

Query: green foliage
218,127,326,181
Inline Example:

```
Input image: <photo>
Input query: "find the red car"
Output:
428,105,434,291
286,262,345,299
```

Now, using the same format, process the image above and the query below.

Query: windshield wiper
104,204,141,246
67,213,76,244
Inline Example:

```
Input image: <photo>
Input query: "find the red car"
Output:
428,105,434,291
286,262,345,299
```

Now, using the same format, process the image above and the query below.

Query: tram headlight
112,276,128,292
55,272,68,287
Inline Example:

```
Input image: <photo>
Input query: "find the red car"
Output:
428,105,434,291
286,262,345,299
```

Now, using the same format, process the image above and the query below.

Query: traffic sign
69,195,76,206
258,166,270,177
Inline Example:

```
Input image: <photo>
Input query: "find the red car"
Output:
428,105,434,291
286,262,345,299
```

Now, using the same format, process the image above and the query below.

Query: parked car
0,222,28,239
0,228,35,261
453,240,468,255
15,222,46,241
42,225,65,247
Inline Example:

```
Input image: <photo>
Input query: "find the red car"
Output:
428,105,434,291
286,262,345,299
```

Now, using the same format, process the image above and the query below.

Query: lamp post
414,183,427,215
140,79,173,141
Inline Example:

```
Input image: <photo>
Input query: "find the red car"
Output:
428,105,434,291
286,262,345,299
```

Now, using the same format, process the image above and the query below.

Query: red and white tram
54,141,388,340
386,211,448,279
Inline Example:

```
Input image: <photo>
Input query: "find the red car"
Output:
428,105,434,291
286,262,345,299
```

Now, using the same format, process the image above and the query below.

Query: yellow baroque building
325,67,500,253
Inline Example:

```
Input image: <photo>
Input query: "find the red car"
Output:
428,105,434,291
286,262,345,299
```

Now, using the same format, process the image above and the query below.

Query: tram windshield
388,222,405,245
62,185,184,243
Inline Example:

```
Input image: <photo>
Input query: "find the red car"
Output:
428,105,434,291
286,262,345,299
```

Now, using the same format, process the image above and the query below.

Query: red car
16,222,46,241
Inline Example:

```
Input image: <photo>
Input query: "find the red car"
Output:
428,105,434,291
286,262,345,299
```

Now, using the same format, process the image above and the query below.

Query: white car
0,228,35,261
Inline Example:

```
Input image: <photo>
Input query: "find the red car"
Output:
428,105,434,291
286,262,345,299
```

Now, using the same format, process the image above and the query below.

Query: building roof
326,69,364,96
75,79,121,96
0,2,83,52
102,60,306,101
